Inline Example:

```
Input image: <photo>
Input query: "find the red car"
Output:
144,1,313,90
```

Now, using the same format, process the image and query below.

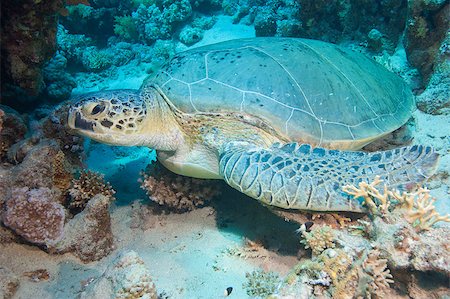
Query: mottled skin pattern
67,38,439,212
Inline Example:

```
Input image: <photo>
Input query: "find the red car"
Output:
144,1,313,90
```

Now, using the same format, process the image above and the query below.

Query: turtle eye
91,103,105,115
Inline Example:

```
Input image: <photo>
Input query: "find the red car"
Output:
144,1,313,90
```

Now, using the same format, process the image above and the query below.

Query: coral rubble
0,267,19,299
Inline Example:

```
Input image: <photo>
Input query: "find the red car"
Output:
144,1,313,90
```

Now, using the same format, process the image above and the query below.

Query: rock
80,250,157,299
53,194,114,262
3,187,65,246
367,29,384,52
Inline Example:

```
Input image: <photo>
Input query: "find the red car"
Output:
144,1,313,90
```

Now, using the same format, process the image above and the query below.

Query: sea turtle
67,38,439,213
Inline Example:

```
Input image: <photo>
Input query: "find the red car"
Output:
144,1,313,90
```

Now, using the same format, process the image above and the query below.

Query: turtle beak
68,107,95,132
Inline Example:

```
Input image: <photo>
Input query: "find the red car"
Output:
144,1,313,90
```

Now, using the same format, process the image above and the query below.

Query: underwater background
0,0,449,298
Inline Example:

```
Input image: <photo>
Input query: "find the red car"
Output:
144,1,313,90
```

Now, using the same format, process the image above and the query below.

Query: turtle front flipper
218,143,439,212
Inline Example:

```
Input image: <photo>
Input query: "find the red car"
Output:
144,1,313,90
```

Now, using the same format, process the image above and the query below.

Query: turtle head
68,90,149,146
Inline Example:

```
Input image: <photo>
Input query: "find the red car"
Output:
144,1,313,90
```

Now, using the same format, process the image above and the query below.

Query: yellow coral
342,176,390,214
390,187,450,230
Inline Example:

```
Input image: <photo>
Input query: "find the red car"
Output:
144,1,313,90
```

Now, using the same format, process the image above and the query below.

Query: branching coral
68,170,115,211
390,187,450,230
342,176,450,230
342,176,390,214
359,249,394,297
300,226,336,256
139,162,221,212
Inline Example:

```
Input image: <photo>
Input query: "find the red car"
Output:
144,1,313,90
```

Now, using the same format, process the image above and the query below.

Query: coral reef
114,15,139,41
0,106,115,262
68,170,116,212
0,267,19,299
53,194,114,262
243,269,280,298
404,0,449,81
416,31,450,115
42,53,77,102
139,162,222,212
3,187,65,246
131,1,192,44
40,102,85,165
80,250,157,299
0,0,65,108
275,177,450,298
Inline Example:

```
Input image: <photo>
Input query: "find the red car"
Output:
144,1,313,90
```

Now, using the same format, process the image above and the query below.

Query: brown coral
68,170,115,211
139,162,222,212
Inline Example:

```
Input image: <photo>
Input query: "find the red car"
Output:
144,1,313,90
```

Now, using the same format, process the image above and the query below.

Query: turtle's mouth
68,110,95,132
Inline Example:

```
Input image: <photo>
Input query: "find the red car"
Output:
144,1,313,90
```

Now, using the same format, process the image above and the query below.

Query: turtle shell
144,38,414,149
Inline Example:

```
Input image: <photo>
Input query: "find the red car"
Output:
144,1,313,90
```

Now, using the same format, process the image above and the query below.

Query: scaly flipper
219,143,439,212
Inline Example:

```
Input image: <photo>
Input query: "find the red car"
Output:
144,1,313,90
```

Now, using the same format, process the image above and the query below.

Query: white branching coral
342,176,450,230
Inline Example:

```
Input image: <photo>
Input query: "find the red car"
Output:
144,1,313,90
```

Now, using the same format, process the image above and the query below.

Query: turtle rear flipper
219,143,439,212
